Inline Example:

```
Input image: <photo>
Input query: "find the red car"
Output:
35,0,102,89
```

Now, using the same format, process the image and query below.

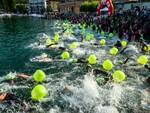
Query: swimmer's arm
46,43,58,48
120,47,126,54
76,58,87,63
92,69,108,76
58,47,67,51
123,57,130,64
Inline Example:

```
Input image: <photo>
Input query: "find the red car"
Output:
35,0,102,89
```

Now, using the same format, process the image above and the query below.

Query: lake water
0,17,59,75
0,17,149,113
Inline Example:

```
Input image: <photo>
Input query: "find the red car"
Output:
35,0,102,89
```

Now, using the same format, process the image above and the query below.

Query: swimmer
92,42,99,46
30,53,53,63
92,68,108,76
114,40,127,54
147,76,150,85
46,43,58,48
58,47,67,51
141,40,148,52
76,58,87,63
114,40,122,48
120,45,139,57
63,85,74,92
80,36,84,42
123,57,130,65
16,74,30,79
0,92,24,106
144,64,150,71
46,42,68,51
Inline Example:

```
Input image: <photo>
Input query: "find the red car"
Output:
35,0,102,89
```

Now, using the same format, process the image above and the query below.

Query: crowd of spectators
59,6,150,42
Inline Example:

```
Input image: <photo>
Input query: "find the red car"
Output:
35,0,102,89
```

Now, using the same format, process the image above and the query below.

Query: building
114,0,150,10
29,0,60,14
114,0,139,4
28,0,83,15
58,0,83,15
47,0,59,12
114,0,139,10
29,0,47,14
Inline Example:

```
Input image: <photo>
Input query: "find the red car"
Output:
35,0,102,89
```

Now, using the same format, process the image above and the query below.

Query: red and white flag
96,0,104,15
96,0,114,15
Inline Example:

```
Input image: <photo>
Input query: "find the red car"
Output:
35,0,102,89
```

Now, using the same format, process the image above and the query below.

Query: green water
0,17,58,75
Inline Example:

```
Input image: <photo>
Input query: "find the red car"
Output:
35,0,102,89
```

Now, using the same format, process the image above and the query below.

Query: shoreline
0,13,45,18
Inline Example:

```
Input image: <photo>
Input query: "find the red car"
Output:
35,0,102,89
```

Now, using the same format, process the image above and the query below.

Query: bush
47,5,52,12
2,0,16,12
80,2,89,12
80,1,99,13
16,4,27,14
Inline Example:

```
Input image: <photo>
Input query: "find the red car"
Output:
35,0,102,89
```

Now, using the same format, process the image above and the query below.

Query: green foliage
47,5,52,12
80,1,99,13
90,1,99,12
2,0,16,12
16,4,27,14
2,0,9,11
11,0,16,11
80,1,89,12
0,0,3,9
16,0,28,4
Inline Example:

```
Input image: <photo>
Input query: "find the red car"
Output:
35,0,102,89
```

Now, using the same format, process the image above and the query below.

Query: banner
96,1,104,15
96,0,114,15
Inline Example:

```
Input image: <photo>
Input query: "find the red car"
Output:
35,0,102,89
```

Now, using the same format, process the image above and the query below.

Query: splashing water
27,42,46,50
62,75,100,112
94,105,119,113
0,19,150,113
61,75,125,113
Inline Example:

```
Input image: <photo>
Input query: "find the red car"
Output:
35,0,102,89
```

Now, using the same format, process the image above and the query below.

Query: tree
2,0,16,12
9,0,16,12
80,1,99,13
2,0,9,11
16,0,28,4
16,4,27,14
47,5,53,12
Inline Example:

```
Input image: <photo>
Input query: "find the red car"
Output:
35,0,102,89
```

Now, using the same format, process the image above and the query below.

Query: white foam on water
30,57,52,63
82,75,99,98
61,75,124,113
123,45,139,56
27,42,46,49
94,105,119,113
1,22,149,113
30,53,52,63
0,14,12,18
72,47,86,58
67,36,78,41
141,89,150,110
26,33,50,49
49,108,59,113
62,75,99,109
59,41,65,47
109,84,123,106
95,49,108,63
